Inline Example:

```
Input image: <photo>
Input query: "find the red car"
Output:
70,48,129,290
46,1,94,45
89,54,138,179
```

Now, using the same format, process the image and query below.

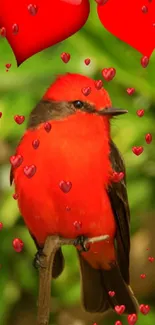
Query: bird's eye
72,100,84,109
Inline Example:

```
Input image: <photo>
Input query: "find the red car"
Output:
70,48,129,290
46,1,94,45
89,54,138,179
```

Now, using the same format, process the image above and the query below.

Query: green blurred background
0,1,155,324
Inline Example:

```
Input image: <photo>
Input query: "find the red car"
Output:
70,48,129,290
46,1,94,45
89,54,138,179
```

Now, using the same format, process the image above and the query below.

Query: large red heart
97,0,155,57
0,0,90,66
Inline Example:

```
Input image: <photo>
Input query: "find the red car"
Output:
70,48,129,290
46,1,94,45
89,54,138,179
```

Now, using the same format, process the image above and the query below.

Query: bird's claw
33,248,46,269
74,235,90,252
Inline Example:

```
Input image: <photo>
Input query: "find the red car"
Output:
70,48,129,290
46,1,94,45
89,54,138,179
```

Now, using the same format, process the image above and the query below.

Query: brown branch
36,234,110,325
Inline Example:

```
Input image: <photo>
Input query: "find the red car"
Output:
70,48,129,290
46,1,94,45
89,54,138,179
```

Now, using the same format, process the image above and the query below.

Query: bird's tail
100,264,139,314
78,252,139,314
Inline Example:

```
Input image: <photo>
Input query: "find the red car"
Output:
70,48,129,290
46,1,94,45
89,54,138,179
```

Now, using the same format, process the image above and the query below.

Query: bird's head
28,73,127,129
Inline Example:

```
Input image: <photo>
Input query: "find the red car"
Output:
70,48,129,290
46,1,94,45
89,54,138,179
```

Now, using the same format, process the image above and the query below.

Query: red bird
10,73,138,314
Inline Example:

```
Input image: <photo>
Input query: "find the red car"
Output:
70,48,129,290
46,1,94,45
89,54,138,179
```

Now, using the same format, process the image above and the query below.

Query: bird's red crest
43,73,112,110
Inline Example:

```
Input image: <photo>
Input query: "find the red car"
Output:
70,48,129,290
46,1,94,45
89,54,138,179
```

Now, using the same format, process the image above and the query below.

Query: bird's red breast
13,111,116,269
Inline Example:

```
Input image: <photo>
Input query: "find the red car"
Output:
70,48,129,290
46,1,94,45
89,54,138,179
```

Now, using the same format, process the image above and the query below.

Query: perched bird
10,73,138,314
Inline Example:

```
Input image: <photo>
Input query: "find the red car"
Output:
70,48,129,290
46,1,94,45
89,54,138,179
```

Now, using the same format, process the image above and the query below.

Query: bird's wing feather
107,140,130,284
10,167,13,185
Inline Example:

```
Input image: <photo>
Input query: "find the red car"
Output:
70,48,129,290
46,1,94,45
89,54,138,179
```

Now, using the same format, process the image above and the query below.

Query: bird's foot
74,235,90,253
33,248,46,269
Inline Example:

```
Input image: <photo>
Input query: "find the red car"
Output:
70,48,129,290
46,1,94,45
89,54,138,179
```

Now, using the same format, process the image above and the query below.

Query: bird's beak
97,107,128,116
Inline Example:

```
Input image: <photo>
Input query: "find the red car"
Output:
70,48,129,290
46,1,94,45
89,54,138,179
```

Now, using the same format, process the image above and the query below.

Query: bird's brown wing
77,140,136,314
107,139,130,284
10,167,13,185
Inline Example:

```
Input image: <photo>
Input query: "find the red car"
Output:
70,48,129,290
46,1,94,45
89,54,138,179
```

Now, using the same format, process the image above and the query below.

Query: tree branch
36,234,110,325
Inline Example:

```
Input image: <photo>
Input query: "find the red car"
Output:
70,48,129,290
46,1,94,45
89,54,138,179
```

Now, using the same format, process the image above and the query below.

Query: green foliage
0,0,155,324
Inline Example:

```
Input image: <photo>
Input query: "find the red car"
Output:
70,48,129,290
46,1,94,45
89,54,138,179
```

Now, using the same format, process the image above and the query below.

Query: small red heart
148,256,154,262
97,0,155,57
32,139,40,149
132,146,144,156
115,305,126,315
111,171,124,183
102,68,116,81
12,193,18,200
115,321,122,325
27,4,38,16
24,165,36,178
66,206,71,212
14,115,25,124
73,221,82,230
108,290,115,297
0,112,3,118
84,58,91,65
0,0,90,65
145,133,152,144
136,109,145,117
127,314,138,325
126,88,135,96
94,80,103,90
10,154,23,168
141,56,149,68
81,87,91,96
12,23,19,35
139,304,150,315
141,6,148,14
0,222,3,231
59,180,72,193
61,52,71,63
0,27,6,37
12,238,24,253
5,63,11,69
140,273,146,279
44,122,52,132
